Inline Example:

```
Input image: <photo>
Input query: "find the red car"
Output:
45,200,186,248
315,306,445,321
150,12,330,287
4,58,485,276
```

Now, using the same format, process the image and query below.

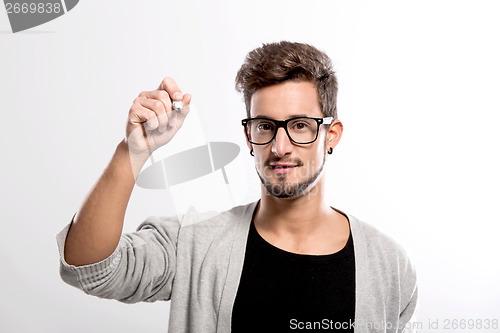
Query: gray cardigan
56,201,418,332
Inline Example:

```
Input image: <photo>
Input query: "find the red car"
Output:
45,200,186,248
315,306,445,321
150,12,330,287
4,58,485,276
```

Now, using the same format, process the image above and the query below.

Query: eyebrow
252,114,309,119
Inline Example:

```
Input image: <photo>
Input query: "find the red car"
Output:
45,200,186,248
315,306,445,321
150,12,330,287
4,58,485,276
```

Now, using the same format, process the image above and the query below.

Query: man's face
247,80,332,199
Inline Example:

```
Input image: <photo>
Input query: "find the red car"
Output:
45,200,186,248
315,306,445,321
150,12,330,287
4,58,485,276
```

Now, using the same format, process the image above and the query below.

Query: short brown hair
235,41,338,119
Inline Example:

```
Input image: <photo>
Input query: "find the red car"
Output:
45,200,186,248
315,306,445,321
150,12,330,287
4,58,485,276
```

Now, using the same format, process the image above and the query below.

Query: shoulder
350,215,411,260
179,201,257,240
348,214,417,285
136,201,257,248
346,213,419,326
173,202,257,269
136,201,256,232
349,214,418,314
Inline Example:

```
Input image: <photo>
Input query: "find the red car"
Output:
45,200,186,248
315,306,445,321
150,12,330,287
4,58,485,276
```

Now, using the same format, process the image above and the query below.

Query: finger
130,104,160,131
135,97,169,131
138,90,172,111
158,77,183,101
149,90,173,132
167,93,192,127
173,93,192,122
138,91,171,132
183,93,192,107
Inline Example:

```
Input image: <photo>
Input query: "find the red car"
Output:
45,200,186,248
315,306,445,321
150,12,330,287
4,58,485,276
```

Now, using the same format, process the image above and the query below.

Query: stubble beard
256,151,327,199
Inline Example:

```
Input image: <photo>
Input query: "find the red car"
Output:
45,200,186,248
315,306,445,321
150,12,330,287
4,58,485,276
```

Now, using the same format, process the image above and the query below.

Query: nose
271,127,293,157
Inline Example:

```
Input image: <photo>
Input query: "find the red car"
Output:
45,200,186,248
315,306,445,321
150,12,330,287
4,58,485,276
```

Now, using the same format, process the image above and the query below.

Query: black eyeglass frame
241,116,334,145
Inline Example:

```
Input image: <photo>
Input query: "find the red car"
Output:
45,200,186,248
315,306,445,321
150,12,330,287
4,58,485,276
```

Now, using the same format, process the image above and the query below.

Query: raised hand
125,77,192,155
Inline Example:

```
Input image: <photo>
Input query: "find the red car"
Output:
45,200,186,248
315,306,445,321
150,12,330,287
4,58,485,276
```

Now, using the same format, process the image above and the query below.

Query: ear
326,119,343,151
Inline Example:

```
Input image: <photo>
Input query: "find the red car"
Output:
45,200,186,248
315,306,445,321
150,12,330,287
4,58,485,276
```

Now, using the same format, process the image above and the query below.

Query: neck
255,178,334,237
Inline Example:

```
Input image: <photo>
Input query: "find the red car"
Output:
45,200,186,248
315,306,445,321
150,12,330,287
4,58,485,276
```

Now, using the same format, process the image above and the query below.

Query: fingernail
174,92,182,100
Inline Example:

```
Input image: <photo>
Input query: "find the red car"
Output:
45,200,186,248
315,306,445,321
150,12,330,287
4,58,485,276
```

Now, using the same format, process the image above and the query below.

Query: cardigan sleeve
399,284,418,332
398,250,419,332
56,214,181,303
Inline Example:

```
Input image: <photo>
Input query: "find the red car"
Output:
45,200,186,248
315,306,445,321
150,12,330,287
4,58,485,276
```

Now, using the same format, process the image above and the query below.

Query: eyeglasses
241,116,333,145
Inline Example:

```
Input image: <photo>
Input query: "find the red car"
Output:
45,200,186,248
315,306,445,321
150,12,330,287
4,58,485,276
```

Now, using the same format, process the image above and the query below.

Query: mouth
267,165,298,174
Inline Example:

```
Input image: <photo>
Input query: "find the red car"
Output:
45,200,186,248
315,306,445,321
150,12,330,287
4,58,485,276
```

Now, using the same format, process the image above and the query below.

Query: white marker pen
172,100,183,112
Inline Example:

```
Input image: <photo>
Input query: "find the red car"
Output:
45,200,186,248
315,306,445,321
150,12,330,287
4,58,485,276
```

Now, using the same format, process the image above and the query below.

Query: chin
256,153,326,199
259,176,318,199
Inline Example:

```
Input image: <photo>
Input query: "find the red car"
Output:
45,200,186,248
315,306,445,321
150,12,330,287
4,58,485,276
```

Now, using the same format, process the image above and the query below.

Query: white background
1,0,499,332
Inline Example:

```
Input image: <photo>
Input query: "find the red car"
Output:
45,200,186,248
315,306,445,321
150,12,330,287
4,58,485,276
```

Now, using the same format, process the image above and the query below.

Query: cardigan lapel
216,200,258,333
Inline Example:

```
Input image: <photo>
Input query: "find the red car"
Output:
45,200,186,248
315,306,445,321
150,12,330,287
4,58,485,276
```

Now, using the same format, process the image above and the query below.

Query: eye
256,121,274,131
291,121,310,131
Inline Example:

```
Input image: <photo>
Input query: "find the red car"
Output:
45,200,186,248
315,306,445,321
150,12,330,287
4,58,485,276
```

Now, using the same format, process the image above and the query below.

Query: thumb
183,93,192,106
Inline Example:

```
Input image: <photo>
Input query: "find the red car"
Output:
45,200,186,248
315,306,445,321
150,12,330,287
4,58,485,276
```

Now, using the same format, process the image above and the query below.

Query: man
57,41,418,332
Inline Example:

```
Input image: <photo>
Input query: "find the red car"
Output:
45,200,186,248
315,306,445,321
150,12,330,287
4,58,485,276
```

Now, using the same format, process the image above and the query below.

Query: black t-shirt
231,217,355,332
